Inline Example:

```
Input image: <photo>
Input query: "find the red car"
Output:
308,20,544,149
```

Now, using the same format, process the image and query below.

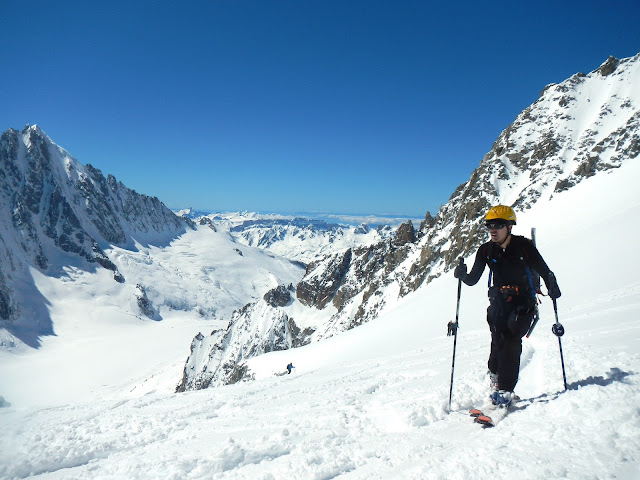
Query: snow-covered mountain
228,215,395,264
2,131,639,480
1,53,640,480
176,211,396,264
180,52,640,389
0,126,306,350
0,125,194,347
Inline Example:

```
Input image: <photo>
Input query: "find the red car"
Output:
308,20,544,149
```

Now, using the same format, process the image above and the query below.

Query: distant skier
453,205,561,407
286,363,294,374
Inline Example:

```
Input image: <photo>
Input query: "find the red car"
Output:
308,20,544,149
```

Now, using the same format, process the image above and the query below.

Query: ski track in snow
1,306,639,480
2,225,640,478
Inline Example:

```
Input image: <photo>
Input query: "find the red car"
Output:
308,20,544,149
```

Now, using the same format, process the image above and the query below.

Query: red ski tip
476,415,494,426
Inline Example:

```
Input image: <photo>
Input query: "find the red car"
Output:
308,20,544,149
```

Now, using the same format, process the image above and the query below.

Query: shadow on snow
514,367,635,411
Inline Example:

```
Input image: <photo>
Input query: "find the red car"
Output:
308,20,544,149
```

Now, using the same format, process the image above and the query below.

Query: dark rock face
296,249,353,309
418,212,435,236
0,125,191,346
393,221,416,246
136,284,159,320
294,227,418,327
264,284,294,307
598,56,620,76
0,271,12,320
287,317,315,348
197,217,217,231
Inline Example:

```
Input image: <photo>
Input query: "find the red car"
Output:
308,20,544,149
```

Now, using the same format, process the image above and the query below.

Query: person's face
486,222,510,244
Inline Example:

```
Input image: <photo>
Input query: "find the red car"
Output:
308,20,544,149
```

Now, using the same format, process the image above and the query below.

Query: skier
286,363,294,374
454,205,561,407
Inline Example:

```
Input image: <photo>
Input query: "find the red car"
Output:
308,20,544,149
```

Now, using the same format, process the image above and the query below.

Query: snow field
1,156,639,479
1,297,638,480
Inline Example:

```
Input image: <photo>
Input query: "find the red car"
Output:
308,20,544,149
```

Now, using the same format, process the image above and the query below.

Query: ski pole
448,258,463,412
526,227,541,338
551,298,568,391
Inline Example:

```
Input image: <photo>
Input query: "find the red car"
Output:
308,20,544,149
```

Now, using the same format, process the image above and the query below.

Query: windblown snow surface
1,160,639,479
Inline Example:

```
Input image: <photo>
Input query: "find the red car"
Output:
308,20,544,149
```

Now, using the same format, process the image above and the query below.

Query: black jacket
461,234,554,295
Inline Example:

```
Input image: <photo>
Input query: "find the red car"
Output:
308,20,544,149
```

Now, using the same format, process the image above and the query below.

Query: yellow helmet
485,205,516,225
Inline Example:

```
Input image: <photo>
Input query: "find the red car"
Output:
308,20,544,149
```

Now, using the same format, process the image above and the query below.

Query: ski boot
490,390,514,408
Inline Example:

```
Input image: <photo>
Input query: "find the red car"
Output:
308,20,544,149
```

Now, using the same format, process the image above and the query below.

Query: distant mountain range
176,208,416,229
0,130,392,350
178,211,395,264
178,52,640,390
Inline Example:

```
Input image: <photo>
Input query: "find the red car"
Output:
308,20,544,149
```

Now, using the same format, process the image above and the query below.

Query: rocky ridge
176,292,309,391
179,52,640,389
311,53,640,330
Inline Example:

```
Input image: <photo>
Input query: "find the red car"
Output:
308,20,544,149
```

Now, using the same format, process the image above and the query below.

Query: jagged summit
22,124,43,134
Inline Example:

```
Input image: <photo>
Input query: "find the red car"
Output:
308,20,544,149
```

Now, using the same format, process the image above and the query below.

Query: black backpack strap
485,243,497,287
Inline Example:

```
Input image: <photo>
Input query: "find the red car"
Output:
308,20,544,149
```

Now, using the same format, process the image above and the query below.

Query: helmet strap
499,230,512,249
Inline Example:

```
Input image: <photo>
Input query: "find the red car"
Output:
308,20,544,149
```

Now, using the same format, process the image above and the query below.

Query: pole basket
552,323,565,337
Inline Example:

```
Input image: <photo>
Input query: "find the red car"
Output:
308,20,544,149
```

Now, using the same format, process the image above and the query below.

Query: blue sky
1,1,639,218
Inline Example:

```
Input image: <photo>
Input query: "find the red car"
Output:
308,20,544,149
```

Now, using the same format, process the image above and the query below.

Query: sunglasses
485,222,507,230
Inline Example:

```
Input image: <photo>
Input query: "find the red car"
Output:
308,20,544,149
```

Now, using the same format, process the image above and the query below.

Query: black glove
454,261,467,280
546,272,561,299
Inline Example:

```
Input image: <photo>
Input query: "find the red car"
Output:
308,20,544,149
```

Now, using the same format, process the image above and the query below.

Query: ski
476,413,496,427
469,394,520,427
470,391,562,427
469,406,510,427
470,407,493,427
470,407,495,427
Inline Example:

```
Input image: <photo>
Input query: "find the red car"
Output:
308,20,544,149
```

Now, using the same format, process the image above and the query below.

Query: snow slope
0,151,638,478
0,224,304,408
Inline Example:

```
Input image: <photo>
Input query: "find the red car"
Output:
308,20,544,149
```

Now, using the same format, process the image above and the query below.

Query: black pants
487,288,534,392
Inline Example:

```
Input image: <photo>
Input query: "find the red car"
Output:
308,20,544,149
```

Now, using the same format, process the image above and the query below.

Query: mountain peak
0,127,192,347
21,123,43,135
598,55,620,76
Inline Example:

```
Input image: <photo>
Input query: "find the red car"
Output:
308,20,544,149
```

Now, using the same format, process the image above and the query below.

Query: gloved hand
546,272,561,299
454,261,467,280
